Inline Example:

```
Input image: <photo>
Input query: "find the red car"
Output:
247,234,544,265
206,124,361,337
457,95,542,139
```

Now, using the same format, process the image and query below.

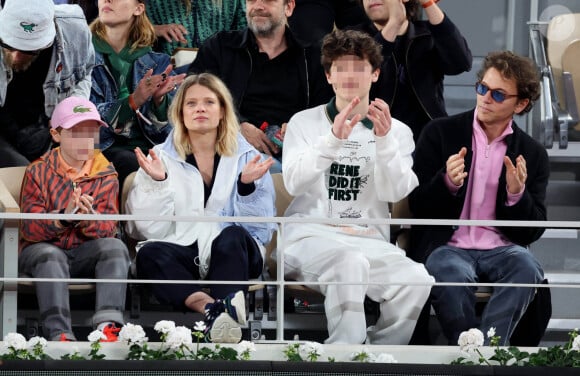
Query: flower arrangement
350,347,398,363
0,321,256,361
281,342,397,364
452,327,580,367
0,321,399,363
1,333,49,360
7,321,580,367
117,320,254,361
283,341,328,362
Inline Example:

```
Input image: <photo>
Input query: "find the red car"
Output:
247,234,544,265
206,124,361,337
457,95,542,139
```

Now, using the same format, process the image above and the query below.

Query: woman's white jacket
125,130,276,278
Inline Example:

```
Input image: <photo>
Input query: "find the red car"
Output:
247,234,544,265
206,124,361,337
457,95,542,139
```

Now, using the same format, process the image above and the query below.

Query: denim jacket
91,50,176,150
0,4,94,117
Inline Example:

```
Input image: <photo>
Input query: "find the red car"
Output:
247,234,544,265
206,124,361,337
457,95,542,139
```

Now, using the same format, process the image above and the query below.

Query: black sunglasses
0,39,42,56
475,82,518,103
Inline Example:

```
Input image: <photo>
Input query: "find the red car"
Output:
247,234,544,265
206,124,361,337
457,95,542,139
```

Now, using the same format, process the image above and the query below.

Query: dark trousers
136,226,263,311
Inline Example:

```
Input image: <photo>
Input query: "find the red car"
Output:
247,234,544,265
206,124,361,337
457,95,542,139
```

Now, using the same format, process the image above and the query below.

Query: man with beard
0,0,94,167
188,0,333,172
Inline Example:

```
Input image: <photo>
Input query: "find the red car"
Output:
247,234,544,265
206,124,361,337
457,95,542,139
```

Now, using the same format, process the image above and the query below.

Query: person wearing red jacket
19,96,130,341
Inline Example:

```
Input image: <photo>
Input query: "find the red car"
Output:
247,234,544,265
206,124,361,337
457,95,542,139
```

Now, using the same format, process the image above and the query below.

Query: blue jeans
425,244,544,345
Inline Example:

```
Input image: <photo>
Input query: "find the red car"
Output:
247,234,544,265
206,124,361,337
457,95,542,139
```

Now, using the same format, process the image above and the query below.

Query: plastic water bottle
259,122,283,149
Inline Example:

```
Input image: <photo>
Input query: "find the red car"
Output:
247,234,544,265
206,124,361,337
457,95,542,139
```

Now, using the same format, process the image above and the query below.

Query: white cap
0,0,56,52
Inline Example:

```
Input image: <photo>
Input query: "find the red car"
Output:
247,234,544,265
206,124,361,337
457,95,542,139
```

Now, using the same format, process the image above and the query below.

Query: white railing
1,211,580,340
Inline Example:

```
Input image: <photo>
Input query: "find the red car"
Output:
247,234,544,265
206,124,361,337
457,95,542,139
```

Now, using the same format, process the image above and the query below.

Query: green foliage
351,350,372,363
283,343,303,362
452,329,580,367
60,351,85,361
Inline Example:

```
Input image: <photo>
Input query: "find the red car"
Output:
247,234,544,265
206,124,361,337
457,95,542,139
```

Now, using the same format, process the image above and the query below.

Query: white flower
458,328,484,354
4,333,27,351
299,341,324,361
154,320,176,335
193,321,206,332
88,330,107,343
372,353,398,363
487,327,496,339
118,323,148,345
165,326,193,350
572,335,580,351
27,336,47,350
237,340,256,353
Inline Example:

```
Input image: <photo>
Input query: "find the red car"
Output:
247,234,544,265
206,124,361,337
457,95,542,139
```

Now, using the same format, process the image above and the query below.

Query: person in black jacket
353,0,472,143
188,0,333,171
288,0,368,46
409,50,549,346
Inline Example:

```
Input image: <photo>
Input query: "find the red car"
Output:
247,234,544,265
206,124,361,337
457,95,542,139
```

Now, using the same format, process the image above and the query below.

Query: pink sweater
445,109,524,250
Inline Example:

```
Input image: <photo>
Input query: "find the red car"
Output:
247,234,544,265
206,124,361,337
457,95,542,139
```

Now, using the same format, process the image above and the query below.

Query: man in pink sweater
409,50,549,346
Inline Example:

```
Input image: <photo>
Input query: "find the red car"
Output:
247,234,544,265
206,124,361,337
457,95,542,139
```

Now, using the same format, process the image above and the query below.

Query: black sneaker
203,291,246,343
223,290,247,325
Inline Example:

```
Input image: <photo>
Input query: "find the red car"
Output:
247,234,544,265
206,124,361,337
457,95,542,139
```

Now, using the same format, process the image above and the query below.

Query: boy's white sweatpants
284,236,434,345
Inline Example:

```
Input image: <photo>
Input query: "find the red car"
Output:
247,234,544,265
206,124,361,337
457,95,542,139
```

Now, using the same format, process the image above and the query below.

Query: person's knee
220,225,249,240
212,226,251,258
21,245,68,277
426,257,471,282
30,245,68,264
135,244,158,276
333,251,370,281
94,239,130,278
96,239,130,265
409,263,435,286
507,252,544,283
425,248,473,282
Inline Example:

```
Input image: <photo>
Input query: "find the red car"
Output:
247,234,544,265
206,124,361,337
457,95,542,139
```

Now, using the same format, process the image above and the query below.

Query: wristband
128,94,153,126
422,0,438,8
128,93,139,111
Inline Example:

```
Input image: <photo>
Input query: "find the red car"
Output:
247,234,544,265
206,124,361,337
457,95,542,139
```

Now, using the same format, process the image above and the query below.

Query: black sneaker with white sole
204,290,247,343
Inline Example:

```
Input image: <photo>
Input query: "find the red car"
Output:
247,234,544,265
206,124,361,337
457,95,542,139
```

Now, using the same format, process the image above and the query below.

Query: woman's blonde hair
89,0,156,52
169,73,239,159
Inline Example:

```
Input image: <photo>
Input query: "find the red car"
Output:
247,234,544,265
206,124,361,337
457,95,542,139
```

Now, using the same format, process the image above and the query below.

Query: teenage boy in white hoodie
281,29,434,345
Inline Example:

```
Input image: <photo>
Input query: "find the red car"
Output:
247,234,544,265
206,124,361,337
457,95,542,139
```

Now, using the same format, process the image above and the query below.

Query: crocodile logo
73,105,91,113
20,22,38,33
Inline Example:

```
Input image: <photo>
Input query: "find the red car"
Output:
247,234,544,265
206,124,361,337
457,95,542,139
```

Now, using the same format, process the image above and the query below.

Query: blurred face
1,43,41,72
363,0,389,22
98,0,144,28
363,0,410,26
246,0,294,37
51,121,101,165
476,67,529,130
182,84,224,135
326,55,379,103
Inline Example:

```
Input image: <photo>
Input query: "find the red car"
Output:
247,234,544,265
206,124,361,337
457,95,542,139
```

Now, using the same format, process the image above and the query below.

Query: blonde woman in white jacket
126,73,276,343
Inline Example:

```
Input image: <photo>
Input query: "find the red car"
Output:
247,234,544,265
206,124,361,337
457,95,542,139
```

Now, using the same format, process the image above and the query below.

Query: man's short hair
477,50,540,114
321,29,383,73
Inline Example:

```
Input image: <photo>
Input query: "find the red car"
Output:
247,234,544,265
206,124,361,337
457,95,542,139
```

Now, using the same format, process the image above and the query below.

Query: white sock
96,321,114,331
